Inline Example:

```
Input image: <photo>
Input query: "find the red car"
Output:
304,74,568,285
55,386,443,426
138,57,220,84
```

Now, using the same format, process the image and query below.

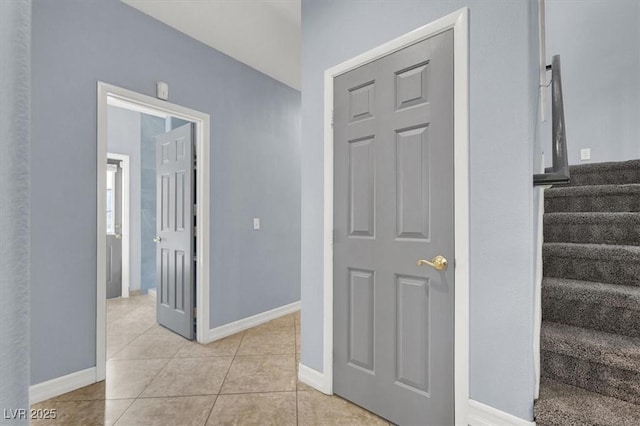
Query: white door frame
322,8,469,425
106,152,130,299
97,82,211,381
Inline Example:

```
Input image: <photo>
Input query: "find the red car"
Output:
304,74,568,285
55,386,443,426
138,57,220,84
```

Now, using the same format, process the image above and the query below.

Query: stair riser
544,222,640,246
543,255,640,287
569,169,640,186
542,351,640,405
542,297,640,339
546,193,640,213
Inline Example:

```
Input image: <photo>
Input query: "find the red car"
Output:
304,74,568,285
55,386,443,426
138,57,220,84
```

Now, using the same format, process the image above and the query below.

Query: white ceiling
121,0,301,90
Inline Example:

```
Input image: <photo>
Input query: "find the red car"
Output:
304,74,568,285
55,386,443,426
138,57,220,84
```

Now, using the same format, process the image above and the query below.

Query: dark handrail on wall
534,55,570,186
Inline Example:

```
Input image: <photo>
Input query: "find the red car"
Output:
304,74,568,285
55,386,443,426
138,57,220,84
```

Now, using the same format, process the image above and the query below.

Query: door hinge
331,109,334,127
193,225,197,237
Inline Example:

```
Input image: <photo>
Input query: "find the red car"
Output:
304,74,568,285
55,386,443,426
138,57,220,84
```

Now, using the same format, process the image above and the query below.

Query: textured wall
301,0,538,420
542,0,640,165
31,0,301,385
0,0,31,423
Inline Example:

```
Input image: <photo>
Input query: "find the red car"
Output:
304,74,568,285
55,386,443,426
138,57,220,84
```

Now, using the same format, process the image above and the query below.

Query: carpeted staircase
535,159,640,426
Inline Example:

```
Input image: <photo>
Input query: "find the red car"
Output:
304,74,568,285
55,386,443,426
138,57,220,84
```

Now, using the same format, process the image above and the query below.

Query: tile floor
31,294,389,425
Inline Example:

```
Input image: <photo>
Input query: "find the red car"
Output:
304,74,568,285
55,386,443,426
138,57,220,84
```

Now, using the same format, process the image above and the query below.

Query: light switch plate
580,148,591,161
253,218,260,230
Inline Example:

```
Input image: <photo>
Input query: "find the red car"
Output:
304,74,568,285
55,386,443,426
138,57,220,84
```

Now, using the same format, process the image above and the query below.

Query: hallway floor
31,294,389,425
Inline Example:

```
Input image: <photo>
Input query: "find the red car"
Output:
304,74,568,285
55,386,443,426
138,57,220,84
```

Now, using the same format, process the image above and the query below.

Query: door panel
348,268,375,372
349,137,376,237
106,160,122,299
156,123,194,340
333,30,454,425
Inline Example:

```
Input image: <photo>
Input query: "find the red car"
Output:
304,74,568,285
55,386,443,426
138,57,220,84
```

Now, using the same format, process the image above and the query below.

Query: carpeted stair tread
545,184,640,212
543,242,640,259
544,212,640,245
567,159,640,187
541,322,640,373
535,378,640,426
543,277,640,337
546,183,640,198
543,243,640,286
541,350,640,404
543,277,640,311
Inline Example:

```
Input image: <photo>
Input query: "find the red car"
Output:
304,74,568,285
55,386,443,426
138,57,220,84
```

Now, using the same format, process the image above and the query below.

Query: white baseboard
203,300,300,344
30,367,96,404
298,363,332,394
147,288,157,298
468,399,535,426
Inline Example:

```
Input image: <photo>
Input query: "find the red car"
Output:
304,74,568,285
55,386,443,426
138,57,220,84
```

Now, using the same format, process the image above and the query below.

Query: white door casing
97,82,211,381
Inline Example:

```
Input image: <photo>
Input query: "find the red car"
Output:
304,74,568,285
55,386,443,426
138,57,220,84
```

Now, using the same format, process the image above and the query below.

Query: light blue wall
301,0,539,420
107,106,142,291
542,0,640,165
0,0,31,422
31,0,301,385
139,113,167,292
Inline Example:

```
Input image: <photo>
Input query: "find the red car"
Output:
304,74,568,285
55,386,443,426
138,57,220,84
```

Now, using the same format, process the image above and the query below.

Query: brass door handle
417,255,448,271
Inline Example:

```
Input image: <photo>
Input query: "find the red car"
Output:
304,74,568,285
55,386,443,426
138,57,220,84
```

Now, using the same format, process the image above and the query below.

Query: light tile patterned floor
31,294,389,425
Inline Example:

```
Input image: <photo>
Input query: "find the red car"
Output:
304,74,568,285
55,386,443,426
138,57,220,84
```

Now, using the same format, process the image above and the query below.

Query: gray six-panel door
333,31,454,425
156,123,194,340
106,160,123,299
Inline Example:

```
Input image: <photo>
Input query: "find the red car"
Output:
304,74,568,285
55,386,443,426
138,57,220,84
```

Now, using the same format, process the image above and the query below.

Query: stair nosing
545,183,640,197
569,159,640,174
543,242,640,259
542,277,640,310
544,211,640,222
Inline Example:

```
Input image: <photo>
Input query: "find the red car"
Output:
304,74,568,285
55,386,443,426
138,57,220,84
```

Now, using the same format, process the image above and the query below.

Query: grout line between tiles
205,330,246,424
110,398,136,426
217,389,297,396
135,390,297,400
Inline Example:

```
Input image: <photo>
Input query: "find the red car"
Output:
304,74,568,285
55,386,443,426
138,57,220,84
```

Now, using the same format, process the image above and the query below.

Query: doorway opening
96,82,211,382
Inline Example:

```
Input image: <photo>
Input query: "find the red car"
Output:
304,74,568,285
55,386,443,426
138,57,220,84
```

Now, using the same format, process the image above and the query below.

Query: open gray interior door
155,123,195,340
333,31,455,425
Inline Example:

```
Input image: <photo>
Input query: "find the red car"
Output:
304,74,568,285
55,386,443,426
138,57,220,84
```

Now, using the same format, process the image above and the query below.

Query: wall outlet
253,218,260,230
580,148,591,161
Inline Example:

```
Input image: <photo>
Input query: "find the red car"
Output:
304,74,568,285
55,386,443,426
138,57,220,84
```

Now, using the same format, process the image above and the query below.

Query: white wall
542,0,640,165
